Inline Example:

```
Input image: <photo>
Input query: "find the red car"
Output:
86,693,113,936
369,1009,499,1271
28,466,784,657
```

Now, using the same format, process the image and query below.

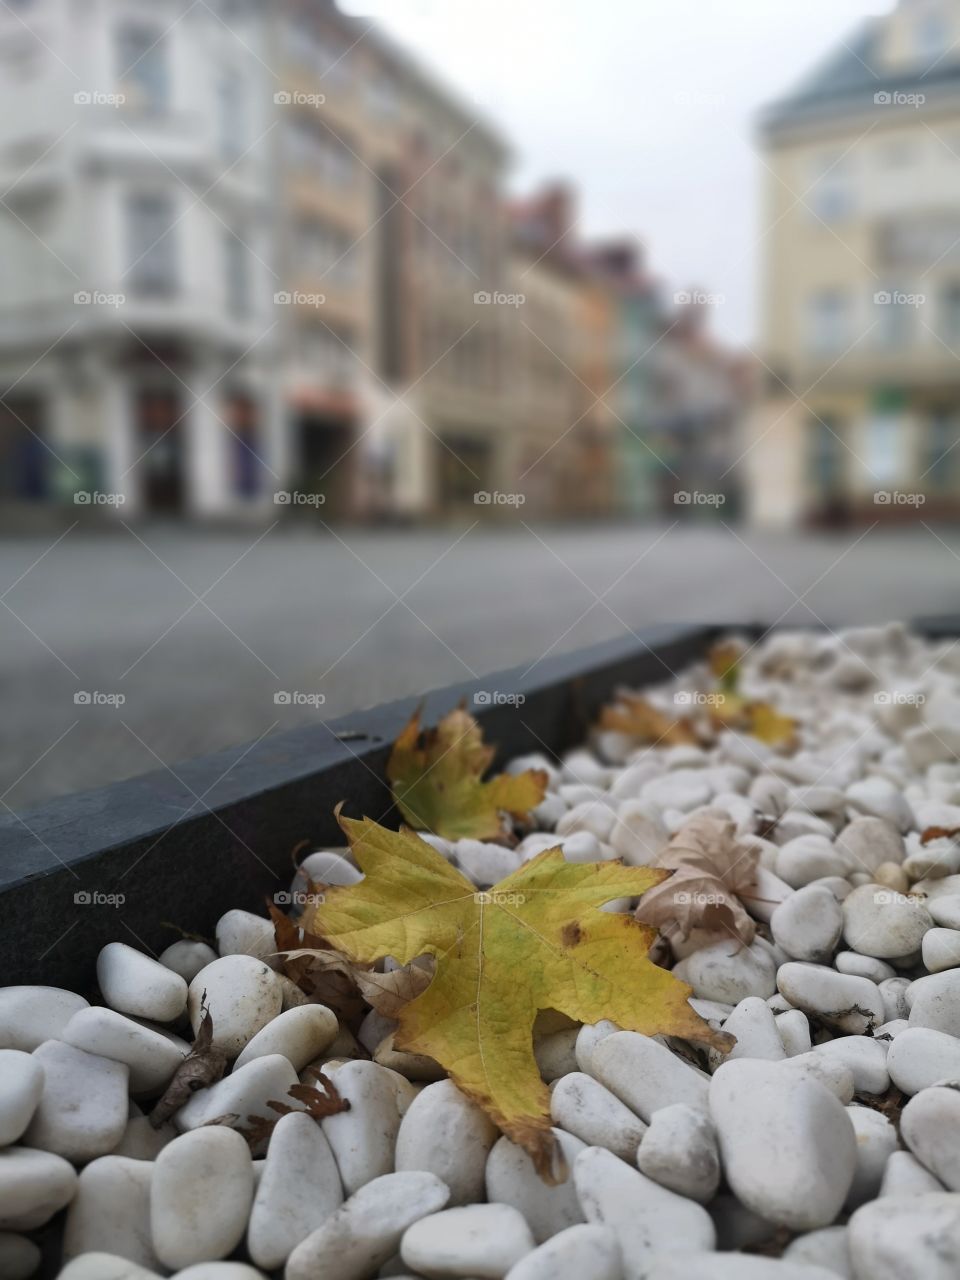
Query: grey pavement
2,519,958,813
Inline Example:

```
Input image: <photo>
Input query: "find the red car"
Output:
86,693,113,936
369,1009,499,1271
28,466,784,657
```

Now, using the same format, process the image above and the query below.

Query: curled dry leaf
312,812,731,1181
387,704,548,841
149,1001,226,1128
634,811,760,949
211,1074,351,1150
921,825,960,846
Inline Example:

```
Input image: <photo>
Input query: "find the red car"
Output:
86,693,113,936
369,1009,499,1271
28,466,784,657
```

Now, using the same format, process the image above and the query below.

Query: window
942,283,960,345
285,119,357,189
294,217,358,288
810,418,843,494
126,193,177,296
809,154,854,222
875,287,913,349
926,410,957,490
807,290,850,354
296,325,356,386
866,412,905,485
218,70,245,161
223,231,249,318
117,24,170,115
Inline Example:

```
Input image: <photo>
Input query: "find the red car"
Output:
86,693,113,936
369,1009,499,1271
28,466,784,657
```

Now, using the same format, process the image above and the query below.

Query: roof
759,17,960,138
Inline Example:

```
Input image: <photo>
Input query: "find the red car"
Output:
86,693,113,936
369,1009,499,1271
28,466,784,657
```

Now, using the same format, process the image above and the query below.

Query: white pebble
23,1041,128,1162
636,1103,719,1203
150,1128,252,1270
233,1004,338,1071
175,1054,298,1132
187,955,282,1059
396,1079,498,1205
588,1031,708,1121
503,1223,622,1280
400,1203,536,1278
486,1130,586,1244
0,986,88,1051
848,1193,960,1280
0,1050,44,1146
62,1007,186,1095
63,1155,156,1269
96,944,187,1022
550,1072,647,1162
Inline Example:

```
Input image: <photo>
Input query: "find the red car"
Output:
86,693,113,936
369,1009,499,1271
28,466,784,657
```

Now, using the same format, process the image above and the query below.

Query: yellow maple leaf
311,813,732,1178
387,705,547,840
709,692,797,749
597,693,701,746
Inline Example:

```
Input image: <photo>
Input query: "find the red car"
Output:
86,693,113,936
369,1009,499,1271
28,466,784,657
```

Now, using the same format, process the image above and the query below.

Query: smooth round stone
23,1041,128,1162
97,944,188,1022
782,1226,852,1278
151,1128,253,1269
175,1054,298,1132
486,1130,585,1244
187,955,282,1058
504,1223,622,1280
396,1080,497,1205
0,1232,41,1280
811,1037,889,1096
62,1007,186,1095
841,884,933,959
640,771,712,812
158,940,218,984
534,1028,579,1082
848,1193,960,1280
285,1171,450,1280
233,1004,338,1072
929,895,960,930
834,815,905,874
175,1266,266,1279
556,800,616,842
110,1114,176,1161
845,778,913,832
879,1151,945,1197
874,862,910,895
778,1053,855,1104
574,1021,619,1072
636,1103,720,1203
57,1255,160,1279
709,1059,856,1230
588,1032,708,1122
776,963,884,1035
900,1087,960,1189
454,838,524,885
247,1112,343,1270
880,976,912,1022
293,849,363,898
741,867,794,924
321,1061,404,1194
573,1146,715,1276
923,927,960,973
0,1050,44,1146
550,1072,647,1162
673,941,778,1005
609,800,669,865
908,970,960,1036
775,1010,811,1057
401,1203,535,1278
770,886,843,964
215,910,280,969
0,986,88,1051
0,1147,77,1230
887,1027,960,1094
845,1106,897,1208
776,837,850,889
834,952,895,982
63,1155,155,1269
714,997,785,1064
643,1255,840,1279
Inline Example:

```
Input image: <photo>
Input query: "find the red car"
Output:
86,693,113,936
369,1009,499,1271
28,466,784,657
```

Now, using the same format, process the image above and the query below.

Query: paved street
2,519,959,812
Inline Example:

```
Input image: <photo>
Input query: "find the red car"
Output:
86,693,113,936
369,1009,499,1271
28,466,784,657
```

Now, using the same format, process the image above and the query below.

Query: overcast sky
341,0,892,348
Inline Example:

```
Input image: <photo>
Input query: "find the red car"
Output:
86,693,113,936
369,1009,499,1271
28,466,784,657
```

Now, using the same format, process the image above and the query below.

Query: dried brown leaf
634,810,760,948
597,692,702,746
149,1002,226,1128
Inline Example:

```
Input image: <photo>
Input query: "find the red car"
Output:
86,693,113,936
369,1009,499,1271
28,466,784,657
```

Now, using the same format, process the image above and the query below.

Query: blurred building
748,0,960,527
0,0,279,518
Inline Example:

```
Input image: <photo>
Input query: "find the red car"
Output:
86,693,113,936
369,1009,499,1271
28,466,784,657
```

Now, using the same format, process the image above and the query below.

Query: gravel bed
3,621,960,1279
